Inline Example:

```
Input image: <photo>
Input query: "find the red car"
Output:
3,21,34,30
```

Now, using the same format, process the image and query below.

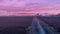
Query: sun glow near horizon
0,10,60,16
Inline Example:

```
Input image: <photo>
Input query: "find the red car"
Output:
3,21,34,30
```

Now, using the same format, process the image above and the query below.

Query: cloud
0,0,60,16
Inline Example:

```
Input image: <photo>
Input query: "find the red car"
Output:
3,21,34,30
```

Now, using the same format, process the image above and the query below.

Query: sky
0,0,60,16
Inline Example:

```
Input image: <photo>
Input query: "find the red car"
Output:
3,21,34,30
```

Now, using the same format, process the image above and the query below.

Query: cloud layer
0,0,60,16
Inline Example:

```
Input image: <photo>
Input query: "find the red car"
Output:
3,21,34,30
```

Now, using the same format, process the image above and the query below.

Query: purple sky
0,0,60,16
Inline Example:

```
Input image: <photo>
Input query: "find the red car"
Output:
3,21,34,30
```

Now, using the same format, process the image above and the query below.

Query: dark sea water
0,16,33,34
0,16,60,34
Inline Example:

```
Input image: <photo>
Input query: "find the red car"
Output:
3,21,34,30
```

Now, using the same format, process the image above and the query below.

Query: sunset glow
0,0,60,16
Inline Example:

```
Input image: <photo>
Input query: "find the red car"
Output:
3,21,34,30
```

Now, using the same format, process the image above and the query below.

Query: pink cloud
0,0,60,16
